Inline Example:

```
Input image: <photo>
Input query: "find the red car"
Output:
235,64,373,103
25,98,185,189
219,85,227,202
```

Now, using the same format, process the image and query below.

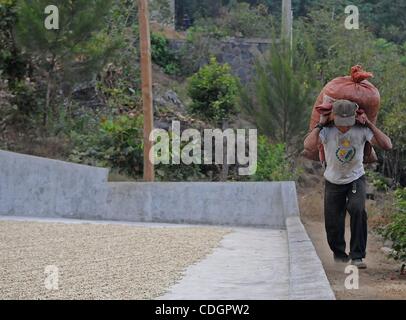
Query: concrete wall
0,150,109,219
0,150,298,227
105,182,297,228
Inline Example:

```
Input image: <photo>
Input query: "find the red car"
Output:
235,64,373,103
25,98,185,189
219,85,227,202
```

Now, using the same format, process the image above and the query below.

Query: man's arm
304,115,328,150
357,113,393,151
368,122,393,151
304,126,322,151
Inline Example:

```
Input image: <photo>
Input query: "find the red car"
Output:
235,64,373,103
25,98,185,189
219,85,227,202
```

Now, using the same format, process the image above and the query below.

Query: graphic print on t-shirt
335,137,356,163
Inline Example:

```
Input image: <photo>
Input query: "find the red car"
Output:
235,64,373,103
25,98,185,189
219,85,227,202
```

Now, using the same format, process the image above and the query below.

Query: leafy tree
176,0,406,43
253,136,298,181
382,105,406,184
15,0,119,125
187,57,239,180
98,0,142,115
295,8,378,85
109,0,139,29
187,57,239,125
294,0,406,43
348,0,406,44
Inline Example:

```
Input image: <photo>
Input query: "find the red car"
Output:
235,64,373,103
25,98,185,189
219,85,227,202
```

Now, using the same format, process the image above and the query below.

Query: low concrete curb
286,216,336,300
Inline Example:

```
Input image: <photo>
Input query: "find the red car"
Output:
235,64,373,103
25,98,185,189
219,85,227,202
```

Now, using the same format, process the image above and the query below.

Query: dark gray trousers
324,175,368,260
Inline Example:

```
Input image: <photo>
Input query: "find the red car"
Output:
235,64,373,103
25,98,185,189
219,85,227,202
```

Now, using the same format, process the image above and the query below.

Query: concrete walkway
159,228,289,300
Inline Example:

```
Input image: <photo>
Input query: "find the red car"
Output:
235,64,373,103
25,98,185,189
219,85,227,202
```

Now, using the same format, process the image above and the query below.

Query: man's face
333,114,352,131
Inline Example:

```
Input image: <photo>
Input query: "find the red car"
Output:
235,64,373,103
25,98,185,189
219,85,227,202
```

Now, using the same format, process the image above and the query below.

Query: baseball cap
332,100,359,127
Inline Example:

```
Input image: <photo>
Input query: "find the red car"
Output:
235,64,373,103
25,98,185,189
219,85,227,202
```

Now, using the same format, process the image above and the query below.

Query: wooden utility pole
138,0,155,181
281,0,293,49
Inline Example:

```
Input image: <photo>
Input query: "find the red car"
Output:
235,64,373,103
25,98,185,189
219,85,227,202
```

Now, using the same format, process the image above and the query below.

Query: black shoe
334,254,350,263
351,258,367,269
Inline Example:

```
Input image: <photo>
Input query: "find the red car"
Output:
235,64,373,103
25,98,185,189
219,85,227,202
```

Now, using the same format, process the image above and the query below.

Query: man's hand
356,112,370,125
320,114,330,125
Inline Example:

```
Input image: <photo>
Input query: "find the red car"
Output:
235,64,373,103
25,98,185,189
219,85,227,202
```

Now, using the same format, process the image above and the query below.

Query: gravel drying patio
0,220,230,300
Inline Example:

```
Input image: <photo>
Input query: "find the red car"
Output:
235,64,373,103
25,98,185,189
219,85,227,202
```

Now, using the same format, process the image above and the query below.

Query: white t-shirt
319,126,374,185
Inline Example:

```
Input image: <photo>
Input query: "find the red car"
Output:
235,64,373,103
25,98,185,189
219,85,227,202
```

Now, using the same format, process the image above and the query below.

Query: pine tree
0,0,26,82
15,0,118,125
241,37,317,150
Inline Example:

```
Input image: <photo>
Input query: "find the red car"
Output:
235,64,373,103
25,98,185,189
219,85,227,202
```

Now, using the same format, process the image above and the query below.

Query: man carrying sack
304,100,392,269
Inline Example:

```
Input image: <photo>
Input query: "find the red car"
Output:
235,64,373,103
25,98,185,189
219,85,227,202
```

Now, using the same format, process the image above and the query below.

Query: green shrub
1,79,40,129
151,33,180,75
99,115,144,174
366,171,391,192
10,80,39,116
156,163,206,182
187,57,239,124
253,136,298,182
69,115,144,177
154,131,206,181
381,188,406,263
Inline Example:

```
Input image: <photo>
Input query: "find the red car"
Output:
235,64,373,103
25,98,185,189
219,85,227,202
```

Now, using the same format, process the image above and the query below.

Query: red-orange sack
303,65,380,163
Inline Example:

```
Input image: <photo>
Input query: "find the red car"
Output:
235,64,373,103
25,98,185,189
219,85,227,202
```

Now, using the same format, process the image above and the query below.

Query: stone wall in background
150,0,176,28
169,37,273,84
